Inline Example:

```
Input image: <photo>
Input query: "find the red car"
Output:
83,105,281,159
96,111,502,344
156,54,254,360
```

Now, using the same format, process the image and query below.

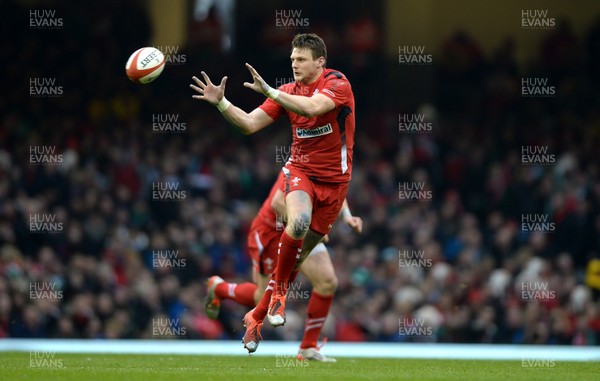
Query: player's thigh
309,181,349,236
300,245,336,288
251,265,260,285
248,228,264,279
282,168,314,227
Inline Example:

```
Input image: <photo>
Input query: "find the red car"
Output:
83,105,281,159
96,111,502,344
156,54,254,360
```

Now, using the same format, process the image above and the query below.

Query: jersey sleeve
319,75,352,107
258,97,286,121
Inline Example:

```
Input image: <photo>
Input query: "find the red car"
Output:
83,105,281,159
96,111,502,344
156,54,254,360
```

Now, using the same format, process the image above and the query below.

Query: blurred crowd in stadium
1,1,600,345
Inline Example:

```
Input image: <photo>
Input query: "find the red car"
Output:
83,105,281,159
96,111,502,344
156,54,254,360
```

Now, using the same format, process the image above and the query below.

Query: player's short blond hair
292,33,327,63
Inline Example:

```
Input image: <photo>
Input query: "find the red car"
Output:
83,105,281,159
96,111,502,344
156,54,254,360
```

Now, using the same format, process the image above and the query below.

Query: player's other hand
344,216,363,234
244,63,272,95
190,71,227,105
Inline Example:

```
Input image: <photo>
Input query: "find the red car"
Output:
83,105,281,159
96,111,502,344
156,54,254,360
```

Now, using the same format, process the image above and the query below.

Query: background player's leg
205,274,257,319
299,249,337,350
213,279,257,308
213,228,267,314
253,269,270,305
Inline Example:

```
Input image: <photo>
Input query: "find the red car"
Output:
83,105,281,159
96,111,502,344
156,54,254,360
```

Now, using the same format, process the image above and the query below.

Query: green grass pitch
1,353,598,381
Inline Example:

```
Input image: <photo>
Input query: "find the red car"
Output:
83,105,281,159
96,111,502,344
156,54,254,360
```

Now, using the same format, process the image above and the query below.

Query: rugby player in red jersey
191,33,355,354
203,172,362,361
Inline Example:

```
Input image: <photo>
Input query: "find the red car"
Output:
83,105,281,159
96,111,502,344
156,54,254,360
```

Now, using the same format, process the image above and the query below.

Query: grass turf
0,353,598,381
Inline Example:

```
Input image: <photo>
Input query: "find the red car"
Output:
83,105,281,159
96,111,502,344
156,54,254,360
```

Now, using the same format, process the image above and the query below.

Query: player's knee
315,273,338,295
287,213,311,239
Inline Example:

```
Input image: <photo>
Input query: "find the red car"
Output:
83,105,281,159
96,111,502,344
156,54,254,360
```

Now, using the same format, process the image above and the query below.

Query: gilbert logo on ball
125,47,165,84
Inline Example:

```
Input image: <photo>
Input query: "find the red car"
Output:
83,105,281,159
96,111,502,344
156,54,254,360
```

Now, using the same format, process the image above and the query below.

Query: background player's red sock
300,291,333,349
252,277,274,321
215,282,257,307
274,232,303,295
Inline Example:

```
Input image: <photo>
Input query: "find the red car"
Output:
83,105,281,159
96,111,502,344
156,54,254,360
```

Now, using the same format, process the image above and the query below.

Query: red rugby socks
300,291,334,349
215,282,257,307
273,232,303,296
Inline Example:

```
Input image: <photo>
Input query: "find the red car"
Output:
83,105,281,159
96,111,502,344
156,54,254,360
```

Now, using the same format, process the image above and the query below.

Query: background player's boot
297,339,336,362
204,275,224,319
242,309,263,353
297,347,337,362
267,292,287,327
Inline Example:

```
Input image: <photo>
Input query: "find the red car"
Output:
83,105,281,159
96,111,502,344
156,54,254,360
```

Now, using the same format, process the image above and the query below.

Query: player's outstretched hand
243,63,272,96
190,71,227,105
344,216,363,234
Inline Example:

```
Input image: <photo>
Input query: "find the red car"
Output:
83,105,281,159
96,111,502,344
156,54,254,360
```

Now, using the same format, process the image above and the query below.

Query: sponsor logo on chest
296,123,333,138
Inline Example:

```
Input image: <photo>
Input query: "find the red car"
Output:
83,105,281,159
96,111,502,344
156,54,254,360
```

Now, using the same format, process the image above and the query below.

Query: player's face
290,48,323,84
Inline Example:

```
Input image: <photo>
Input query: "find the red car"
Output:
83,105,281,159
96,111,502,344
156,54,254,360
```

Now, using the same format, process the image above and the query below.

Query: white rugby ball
125,47,165,84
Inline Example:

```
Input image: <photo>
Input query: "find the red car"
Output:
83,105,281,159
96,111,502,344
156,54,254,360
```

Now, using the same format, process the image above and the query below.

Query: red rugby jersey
259,68,355,183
